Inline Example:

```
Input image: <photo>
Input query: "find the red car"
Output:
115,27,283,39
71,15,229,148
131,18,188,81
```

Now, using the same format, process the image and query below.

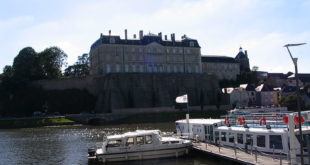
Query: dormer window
109,37,115,44
189,41,194,47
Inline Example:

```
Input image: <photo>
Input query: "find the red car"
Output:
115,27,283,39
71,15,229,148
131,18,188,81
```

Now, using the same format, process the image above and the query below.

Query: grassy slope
0,117,75,129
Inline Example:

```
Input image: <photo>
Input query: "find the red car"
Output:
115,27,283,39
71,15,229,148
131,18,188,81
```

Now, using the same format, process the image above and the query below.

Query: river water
0,122,220,165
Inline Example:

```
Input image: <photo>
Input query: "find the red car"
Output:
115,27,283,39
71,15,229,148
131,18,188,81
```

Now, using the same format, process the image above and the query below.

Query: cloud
0,0,309,74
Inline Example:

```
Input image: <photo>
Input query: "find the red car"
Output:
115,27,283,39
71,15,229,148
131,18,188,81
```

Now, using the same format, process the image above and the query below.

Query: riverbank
0,116,75,129
88,110,227,125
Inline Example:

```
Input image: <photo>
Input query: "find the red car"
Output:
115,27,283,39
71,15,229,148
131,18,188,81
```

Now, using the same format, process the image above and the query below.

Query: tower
235,47,250,72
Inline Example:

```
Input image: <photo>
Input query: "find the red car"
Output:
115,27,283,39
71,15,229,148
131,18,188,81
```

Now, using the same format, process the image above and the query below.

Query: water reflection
0,122,219,165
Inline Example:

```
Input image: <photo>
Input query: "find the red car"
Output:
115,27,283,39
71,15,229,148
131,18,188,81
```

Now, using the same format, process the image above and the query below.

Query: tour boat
88,130,192,163
175,111,310,164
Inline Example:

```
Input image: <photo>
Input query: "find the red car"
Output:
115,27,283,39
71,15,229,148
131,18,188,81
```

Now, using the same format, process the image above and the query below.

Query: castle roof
90,33,200,50
201,55,238,63
235,47,247,59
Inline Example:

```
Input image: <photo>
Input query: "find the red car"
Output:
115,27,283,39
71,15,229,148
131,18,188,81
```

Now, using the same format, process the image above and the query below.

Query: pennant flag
176,94,188,103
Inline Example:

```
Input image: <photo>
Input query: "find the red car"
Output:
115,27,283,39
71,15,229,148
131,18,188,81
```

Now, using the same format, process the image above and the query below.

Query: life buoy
294,116,305,124
224,117,230,125
283,116,289,124
237,116,246,125
259,117,267,126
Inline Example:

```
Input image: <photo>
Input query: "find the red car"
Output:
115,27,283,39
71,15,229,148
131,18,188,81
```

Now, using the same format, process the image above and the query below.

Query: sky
0,0,309,74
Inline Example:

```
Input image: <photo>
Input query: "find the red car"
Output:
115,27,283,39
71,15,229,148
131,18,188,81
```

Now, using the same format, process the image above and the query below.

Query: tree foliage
12,47,43,81
64,53,89,77
38,46,68,79
279,94,305,111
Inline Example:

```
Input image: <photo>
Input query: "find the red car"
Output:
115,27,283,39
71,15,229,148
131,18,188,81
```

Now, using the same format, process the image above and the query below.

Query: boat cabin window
221,132,227,142
237,133,243,144
145,135,153,144
228,133,235,143
269,135,283,149
107,140,122,147
215,131,219,143
246,134,253,145
257,135,266,147
126,137,134,146
136,136,144,145
171,141,180,144
296,134,310,148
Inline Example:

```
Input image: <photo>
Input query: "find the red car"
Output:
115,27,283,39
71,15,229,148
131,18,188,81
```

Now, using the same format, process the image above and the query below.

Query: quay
193,142,290,165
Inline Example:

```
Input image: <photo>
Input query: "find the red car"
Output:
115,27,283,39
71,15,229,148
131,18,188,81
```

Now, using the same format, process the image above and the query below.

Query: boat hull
92,146,191,163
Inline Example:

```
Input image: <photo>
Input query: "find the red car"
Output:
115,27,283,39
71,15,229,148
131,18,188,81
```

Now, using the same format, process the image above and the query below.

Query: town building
201,56,240,80
222,87,249,107
89,30,202,75
255,84,279,106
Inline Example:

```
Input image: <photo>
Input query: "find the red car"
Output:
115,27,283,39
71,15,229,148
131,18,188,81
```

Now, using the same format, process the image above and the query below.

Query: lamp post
284,43,306,165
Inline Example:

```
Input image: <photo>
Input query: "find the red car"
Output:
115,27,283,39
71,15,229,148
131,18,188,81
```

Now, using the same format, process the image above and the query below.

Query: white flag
176,94,188,103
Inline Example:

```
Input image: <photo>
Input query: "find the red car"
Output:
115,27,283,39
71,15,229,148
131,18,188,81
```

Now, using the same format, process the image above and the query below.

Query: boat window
126,137,134,146
221,132,227,142
269,135,283,149
171,141,180,144
215,131,219,143
237,133,243,144
162,141,169,144
136,136,144,145
107,140,122,147
246,134,253,145
257,135,266,147
229,133,235,143
145,135,152,144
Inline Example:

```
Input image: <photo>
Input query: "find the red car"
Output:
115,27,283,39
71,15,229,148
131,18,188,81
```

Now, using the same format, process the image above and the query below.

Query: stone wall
35,73,225,113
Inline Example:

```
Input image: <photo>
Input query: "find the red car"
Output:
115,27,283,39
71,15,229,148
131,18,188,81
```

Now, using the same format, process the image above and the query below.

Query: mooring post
234,143,237,157
255,147,258,162
273,144,275,160
280,155,282,165
218,142,221,153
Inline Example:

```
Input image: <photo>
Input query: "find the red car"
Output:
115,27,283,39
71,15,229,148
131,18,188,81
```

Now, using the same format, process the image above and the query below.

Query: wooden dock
193,142,290,165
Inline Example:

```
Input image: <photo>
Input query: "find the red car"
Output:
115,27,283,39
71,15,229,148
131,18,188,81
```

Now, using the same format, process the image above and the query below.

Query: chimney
100,33,103,38
171,33,175,42
133,34,136,39
139,30,143,40
245,50,248,57
164,35,167,40
109,30,111,36
158,32,162,39
125,29,128,40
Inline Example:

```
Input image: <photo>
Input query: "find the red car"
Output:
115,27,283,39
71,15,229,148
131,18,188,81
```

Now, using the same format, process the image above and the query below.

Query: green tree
279,94,305,111
12,47,43,81
38,46,67,79
64,54,89,77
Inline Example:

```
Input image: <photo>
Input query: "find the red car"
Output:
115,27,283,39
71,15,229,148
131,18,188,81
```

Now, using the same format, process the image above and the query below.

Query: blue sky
1,0,309,73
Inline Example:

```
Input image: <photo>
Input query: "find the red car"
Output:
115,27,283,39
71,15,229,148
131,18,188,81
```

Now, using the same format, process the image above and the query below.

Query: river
0,122,220,165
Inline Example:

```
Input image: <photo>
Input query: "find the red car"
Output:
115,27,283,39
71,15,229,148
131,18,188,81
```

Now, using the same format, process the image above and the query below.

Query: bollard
218,142,221,153
273,144,275,160
255,147,258,162
234,143,237,157
280,156,282,165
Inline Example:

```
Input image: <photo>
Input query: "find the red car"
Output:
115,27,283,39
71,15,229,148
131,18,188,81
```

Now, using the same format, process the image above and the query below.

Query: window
221,132,227,142
174,65,177,73
116,64,120,72
136,136,144,145
109,37,115,44
189,41,194,47
246,134,253,145
145,135,153,144
126,137,134,146
215,131,219,143
188,66,192,73
107,140,122,147
171,141,180,144
195,66,199,73
237,133,243,144
269,135,283,149
167,65,170,72
257,135,266,147
106,64,111,73
139,65,144,72
125,64,129,72
132,64,136,72
229,133,235,143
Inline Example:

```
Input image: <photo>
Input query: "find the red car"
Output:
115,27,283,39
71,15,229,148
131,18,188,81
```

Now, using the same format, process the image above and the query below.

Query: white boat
176,111,310,164
88,130,192,163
